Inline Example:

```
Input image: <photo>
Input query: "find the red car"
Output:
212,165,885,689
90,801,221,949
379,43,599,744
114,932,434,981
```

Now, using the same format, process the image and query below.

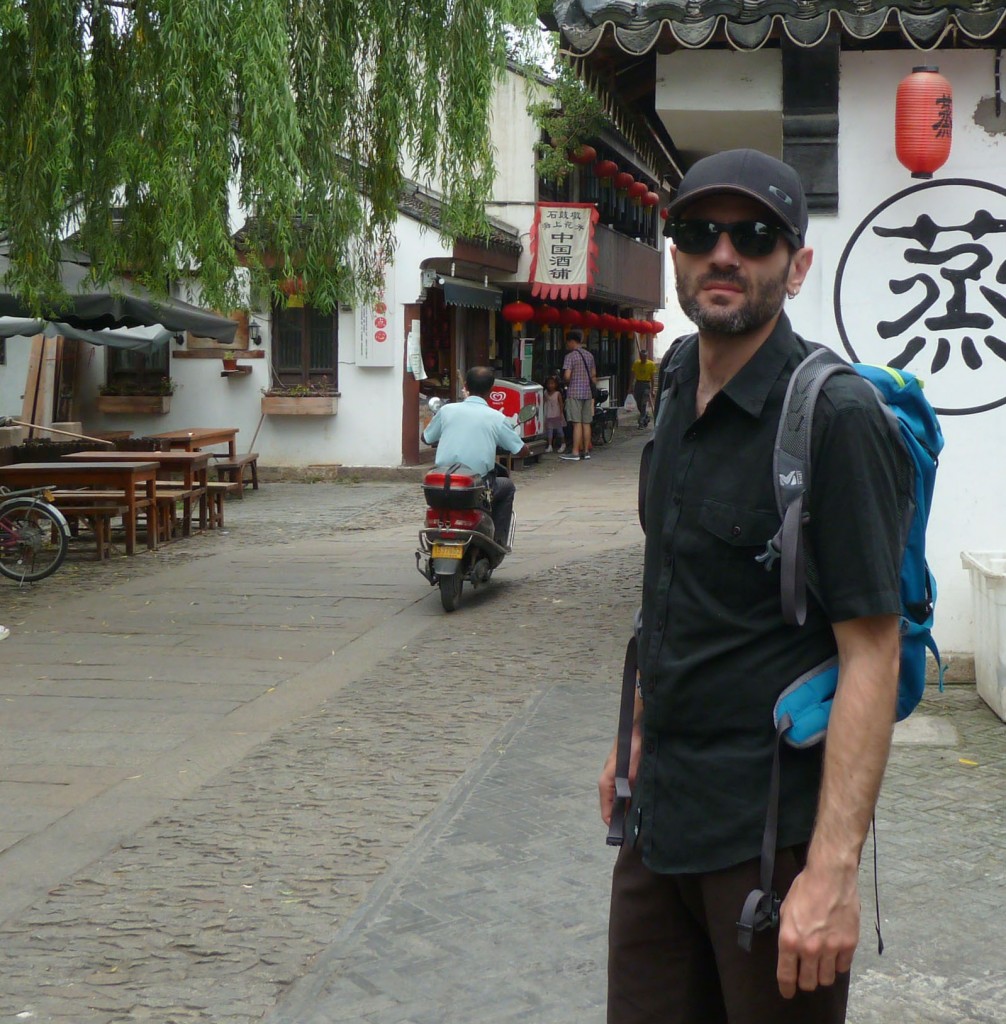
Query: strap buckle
736,888,781,951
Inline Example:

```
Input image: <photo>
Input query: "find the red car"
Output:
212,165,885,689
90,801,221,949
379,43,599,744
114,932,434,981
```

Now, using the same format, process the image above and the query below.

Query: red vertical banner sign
529,203,599,301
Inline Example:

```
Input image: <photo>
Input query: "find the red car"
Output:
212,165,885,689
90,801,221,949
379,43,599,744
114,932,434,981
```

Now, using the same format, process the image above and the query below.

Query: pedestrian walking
561,330,597,461
599,149,912,1024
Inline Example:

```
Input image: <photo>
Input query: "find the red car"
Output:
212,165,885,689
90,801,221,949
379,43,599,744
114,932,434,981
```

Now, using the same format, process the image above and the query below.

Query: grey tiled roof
555,0,1006,53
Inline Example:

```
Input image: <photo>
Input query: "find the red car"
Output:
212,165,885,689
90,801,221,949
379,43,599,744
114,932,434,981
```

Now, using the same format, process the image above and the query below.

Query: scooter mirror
427,397,443,415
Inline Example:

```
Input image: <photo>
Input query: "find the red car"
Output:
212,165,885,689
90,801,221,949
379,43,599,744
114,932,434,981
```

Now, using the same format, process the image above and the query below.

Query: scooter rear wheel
439,571,463,612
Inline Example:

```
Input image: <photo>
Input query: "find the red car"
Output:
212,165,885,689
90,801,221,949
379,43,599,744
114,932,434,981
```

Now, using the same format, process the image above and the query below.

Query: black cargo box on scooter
422,464,487,510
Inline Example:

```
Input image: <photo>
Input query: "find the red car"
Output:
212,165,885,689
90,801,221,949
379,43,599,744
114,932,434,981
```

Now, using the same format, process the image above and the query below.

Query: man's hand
777,858,859,997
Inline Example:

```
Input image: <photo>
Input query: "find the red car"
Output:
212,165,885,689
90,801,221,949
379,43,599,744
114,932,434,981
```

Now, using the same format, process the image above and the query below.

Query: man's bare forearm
808,615,899,870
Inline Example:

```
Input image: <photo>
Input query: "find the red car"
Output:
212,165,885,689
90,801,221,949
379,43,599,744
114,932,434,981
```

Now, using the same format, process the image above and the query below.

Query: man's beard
676,265,789,335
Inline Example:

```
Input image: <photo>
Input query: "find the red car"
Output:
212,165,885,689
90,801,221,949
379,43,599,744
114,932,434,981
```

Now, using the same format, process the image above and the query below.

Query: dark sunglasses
667,218,799,258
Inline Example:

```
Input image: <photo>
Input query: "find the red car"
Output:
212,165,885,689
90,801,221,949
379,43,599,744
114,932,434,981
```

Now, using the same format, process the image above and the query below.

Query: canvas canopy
0,246,237,343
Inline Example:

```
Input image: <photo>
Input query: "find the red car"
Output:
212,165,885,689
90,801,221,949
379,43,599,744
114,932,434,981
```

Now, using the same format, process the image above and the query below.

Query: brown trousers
607,841,850,1024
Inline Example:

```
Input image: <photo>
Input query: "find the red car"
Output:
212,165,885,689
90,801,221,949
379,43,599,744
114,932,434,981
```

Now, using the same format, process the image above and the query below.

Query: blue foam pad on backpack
774,658,839,748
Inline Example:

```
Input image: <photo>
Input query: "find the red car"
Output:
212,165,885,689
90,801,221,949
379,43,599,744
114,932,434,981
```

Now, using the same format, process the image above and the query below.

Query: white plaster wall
786,51,1004,654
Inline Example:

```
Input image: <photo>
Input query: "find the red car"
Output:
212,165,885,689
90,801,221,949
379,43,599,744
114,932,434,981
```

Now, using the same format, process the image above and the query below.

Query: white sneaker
545,445,553,453
557,444,566,453
0,625,9,641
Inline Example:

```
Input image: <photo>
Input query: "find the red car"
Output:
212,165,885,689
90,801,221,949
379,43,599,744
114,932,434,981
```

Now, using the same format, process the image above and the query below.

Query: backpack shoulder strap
761,344,857,626
651,333,696,423
639,335,697,533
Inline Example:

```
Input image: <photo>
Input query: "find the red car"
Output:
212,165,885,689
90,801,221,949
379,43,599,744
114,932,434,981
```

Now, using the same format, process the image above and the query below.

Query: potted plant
261,378,339,415
96,377,178,415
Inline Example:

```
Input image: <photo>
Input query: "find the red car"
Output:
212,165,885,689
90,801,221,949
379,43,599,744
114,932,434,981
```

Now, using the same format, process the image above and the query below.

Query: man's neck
695,313,781,414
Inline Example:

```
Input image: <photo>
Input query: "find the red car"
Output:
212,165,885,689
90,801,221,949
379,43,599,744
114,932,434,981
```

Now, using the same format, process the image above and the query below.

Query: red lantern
559,308,583,328
599,313,618,333
895,65,953,179
650,320,665,335
582,311,600,330
279,276,305,297
641,191,660,208
502,301,535,331
594,159,618,180
535,305,561,326
628,181,648,203
569,144,597,165
614,171,635,192
660,208,669,221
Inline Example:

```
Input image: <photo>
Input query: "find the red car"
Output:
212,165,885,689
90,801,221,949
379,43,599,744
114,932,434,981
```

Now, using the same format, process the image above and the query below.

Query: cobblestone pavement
0,424,1004,1023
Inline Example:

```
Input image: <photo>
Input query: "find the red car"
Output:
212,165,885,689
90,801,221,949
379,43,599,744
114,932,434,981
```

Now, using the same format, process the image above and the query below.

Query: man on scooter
422,366,529,547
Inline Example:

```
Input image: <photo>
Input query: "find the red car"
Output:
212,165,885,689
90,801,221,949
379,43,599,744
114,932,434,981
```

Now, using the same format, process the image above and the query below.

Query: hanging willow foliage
0,0,537,312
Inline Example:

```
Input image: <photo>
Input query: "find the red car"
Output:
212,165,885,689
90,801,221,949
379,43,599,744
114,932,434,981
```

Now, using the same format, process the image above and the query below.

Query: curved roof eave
557,2,1006,55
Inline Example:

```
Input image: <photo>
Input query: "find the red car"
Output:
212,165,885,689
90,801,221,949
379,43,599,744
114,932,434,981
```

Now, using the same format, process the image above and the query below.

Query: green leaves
0,0,537,313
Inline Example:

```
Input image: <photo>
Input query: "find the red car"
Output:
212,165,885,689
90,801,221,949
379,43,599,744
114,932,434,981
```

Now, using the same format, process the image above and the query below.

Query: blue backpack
765,346,945,746
738,344,945,950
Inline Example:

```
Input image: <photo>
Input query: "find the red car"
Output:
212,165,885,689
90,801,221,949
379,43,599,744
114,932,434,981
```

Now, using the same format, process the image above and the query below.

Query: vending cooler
486,377,548,459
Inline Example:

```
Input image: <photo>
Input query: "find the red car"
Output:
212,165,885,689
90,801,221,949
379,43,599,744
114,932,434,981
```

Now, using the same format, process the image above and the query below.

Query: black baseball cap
663,149,808,247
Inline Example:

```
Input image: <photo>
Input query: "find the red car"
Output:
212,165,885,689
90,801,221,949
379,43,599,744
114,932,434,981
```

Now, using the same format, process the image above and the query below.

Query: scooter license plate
432,543,464,559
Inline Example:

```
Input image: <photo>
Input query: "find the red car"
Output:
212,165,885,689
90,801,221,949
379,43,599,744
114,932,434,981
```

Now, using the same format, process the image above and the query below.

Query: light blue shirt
422,396,525,477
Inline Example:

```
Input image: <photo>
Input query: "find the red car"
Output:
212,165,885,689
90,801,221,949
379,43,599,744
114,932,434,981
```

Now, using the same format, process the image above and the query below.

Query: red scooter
416,403,534,612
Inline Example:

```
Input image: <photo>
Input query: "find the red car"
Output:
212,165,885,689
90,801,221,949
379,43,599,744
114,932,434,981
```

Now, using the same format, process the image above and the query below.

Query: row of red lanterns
502,301,664,336
569,145,660,208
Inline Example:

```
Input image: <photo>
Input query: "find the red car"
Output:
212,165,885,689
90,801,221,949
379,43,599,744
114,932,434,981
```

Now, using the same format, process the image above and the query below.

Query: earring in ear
787,290,798,299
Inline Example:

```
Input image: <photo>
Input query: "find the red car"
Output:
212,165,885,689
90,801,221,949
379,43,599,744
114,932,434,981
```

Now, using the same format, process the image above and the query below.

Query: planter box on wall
96,395,171,415
261,395,338,416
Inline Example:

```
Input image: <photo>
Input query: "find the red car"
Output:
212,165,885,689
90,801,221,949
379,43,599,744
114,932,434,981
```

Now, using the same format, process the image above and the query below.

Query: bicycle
0,485,71,583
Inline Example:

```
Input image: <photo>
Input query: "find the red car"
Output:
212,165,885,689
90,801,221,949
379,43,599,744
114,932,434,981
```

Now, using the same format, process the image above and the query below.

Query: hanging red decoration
502,301,535,331
594,159,618,180
641,191,660,208
895,65,953,179
628,181,648,202
569,144,597,165
599,313,619,333
559,308,583,328
660,208,669,221
582,311,600,330
614,171,635,192
279,276,306,297
535,305,561,326
650,320,665,335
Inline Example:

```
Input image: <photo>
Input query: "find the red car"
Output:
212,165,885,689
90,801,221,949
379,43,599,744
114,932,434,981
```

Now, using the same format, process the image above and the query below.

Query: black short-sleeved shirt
635,313,910,875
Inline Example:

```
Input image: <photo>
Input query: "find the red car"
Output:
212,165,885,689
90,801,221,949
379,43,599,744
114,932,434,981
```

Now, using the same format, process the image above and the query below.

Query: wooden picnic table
148,427,239,460
0,461,159,555
63,450,211,536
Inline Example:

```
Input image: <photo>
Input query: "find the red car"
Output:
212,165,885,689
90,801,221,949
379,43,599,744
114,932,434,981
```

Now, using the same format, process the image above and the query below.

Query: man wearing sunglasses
601,150,909,1024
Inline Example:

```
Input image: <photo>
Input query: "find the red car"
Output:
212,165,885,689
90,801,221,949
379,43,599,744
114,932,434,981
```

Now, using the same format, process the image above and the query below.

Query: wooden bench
213,452,259,498
203,482,229,529
51,488,160,548
57,503,129,560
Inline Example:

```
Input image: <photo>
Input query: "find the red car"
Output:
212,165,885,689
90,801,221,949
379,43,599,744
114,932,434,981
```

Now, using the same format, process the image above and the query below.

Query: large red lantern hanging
534,304,561,327
502,301,534,332
641,191,660,208
599,313,619,333
614,171,635,192
569,144,597,165
594,159,618,180
650,320,665,335
628,181,648,203
895,65,953,179
559,308,583,329
582,311,600,330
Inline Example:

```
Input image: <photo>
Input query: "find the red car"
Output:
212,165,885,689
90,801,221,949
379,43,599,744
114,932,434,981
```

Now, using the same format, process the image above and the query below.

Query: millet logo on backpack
778,470,803,487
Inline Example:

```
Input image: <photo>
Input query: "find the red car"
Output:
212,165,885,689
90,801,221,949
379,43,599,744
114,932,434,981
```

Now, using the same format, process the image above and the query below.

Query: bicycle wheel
0,499,69,582
601,415,615,445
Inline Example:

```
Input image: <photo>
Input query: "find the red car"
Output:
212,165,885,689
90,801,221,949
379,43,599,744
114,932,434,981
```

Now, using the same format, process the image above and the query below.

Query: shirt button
731,525,742,537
